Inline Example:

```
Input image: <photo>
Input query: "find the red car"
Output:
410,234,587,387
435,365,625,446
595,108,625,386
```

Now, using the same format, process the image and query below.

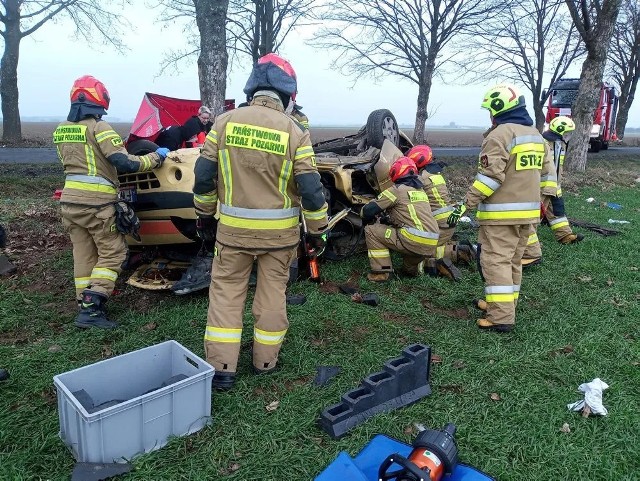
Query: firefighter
448,84,546,332
290,102,309,129
406,145,476,270
56,75,169,329
193,53,328,390
522,116,583,266
361,157,459,282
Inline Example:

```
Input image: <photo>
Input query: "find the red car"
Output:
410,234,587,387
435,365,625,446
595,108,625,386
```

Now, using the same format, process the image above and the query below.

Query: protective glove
447,203,467,227
155,147,170,166
196,215,217,243
308,232,327,254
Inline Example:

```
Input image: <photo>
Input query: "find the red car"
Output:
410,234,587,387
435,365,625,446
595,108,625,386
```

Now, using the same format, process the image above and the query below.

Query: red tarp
127,93,234,142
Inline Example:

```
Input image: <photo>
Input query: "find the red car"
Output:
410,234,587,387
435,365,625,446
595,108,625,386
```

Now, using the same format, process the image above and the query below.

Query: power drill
378,424,459,481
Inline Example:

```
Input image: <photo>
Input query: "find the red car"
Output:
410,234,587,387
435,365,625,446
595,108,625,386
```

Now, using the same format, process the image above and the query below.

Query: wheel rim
382,116,399,145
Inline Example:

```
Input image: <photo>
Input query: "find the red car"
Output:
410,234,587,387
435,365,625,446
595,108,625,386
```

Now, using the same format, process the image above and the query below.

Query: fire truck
544,78,619,152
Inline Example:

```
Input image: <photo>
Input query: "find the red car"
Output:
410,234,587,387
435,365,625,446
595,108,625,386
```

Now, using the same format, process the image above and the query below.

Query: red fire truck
544,78,619,152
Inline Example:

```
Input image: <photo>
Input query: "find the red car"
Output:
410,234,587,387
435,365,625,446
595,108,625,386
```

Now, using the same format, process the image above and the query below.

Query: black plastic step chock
318,344,432,439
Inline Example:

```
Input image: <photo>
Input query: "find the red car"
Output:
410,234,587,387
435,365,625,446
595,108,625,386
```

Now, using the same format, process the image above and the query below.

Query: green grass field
0,159,639,480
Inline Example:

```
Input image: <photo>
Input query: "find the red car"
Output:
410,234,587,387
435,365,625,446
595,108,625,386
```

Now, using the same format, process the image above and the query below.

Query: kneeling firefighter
56,75,169,329
361,157,458,282
522,115,582,266
193,53,328,390
406,144,476,269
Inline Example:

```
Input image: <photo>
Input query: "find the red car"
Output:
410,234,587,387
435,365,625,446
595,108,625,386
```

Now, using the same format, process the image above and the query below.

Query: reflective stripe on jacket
465,124,546,225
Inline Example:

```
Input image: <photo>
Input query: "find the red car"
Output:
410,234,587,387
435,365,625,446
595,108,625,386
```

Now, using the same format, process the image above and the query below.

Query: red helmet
258,53,297,101
406,145,433,169
389,156,418,182
70,75,110,109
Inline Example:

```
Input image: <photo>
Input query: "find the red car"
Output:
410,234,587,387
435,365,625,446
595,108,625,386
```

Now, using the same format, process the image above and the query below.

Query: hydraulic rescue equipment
378,424,458,481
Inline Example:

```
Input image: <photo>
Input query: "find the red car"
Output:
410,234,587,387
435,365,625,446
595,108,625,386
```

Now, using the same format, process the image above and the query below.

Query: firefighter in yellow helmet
360,157,460,282
56,75,168,329
522,116,583,266
193,53,328,390
448,84,550,332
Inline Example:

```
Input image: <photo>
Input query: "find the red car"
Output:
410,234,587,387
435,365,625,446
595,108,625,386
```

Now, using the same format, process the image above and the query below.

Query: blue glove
155,147,170,163
447,203,467,227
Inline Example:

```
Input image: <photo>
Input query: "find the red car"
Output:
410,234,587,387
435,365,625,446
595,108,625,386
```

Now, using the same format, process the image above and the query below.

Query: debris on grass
578,275,592,283
431,354,443,364
559,423,571,433
141,322,157,332
549,345,574,357
451,360,466,369
490,392,501,401
313,366,341,387
567,378,609,416
48,344,62,353
266,400,279,412
607,219,630,224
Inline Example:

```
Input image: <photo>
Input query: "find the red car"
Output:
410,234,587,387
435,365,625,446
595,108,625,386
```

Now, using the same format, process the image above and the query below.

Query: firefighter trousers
204,242,297,373
478,224,530,326
61,203,126,300
365,223,436,273
523,195,574,259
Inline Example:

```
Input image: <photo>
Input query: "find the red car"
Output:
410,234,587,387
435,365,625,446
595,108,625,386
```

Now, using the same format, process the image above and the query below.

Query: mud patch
319,280,340,294
421,299,468,319
382,312,410,324
0,328,31,345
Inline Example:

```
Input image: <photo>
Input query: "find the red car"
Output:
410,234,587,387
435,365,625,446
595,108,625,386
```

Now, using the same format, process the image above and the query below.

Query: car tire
366,109,399,149
127,139,160,155
589,139,601,153
601,141,609,150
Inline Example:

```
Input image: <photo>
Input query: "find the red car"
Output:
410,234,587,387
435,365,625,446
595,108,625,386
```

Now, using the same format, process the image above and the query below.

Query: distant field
3,122,639,148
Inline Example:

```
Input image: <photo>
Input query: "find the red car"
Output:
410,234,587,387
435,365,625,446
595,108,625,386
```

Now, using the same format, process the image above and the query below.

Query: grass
0,160,639,480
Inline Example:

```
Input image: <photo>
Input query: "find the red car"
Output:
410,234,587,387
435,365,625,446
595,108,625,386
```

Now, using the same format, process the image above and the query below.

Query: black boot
75,290,117,329
212,371,236,390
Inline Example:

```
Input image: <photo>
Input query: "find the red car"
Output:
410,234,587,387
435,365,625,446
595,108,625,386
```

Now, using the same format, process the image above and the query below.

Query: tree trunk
615,73,638,139
412,58,436,145
564,56,602,171
565,0,622,171
533,103,546,132
194,0,229,117
1,0,23,143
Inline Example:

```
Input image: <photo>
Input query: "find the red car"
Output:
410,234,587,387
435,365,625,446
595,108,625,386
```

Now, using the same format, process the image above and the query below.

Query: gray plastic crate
53,340,214,463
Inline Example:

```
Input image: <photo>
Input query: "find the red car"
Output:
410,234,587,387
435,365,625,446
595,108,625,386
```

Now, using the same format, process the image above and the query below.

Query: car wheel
366,109,399,149
589,139,601,153
127,139,160,155
601,141,609,150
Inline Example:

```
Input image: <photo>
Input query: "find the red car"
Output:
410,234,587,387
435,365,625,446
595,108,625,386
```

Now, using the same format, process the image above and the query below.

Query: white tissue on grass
567,378,609,416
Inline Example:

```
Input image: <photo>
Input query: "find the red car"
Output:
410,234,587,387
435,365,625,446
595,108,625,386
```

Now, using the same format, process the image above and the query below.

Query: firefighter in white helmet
522,116,583,266
448,84,552,332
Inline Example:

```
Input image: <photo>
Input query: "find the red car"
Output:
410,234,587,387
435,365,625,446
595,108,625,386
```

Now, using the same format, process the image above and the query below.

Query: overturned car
119,104,411,290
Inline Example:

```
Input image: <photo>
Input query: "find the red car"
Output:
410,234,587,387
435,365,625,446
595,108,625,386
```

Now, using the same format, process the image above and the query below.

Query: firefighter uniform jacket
365,183,439,254
54,118,161,206
193,94,328,250
418,170,454,227
464,124,551,225
546,138,566,197
291,107,309,129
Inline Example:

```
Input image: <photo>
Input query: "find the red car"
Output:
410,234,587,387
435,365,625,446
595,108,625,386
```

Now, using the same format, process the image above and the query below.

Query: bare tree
312,0,501,144
227,0,316,63
467,0,583,131
563,0,622,171
195,0,229,115
607,0,640,139
0,0,126,143
153,1,229,115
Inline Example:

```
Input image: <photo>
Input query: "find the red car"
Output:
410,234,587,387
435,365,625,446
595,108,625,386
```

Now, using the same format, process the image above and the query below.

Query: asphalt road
1,146,639,164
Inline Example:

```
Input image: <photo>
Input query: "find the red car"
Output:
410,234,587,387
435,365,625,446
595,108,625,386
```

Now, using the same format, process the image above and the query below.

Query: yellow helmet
481,84,523,116
549,116,575,136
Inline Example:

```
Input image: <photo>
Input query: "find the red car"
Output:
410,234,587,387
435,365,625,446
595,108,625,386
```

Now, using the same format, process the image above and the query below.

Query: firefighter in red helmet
55,75,169,329
193,53,327,390
406,144,475,275
360,156,459,282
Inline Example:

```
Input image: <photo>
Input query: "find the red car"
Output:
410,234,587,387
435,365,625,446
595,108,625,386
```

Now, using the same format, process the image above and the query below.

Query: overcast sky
13,3,640,128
